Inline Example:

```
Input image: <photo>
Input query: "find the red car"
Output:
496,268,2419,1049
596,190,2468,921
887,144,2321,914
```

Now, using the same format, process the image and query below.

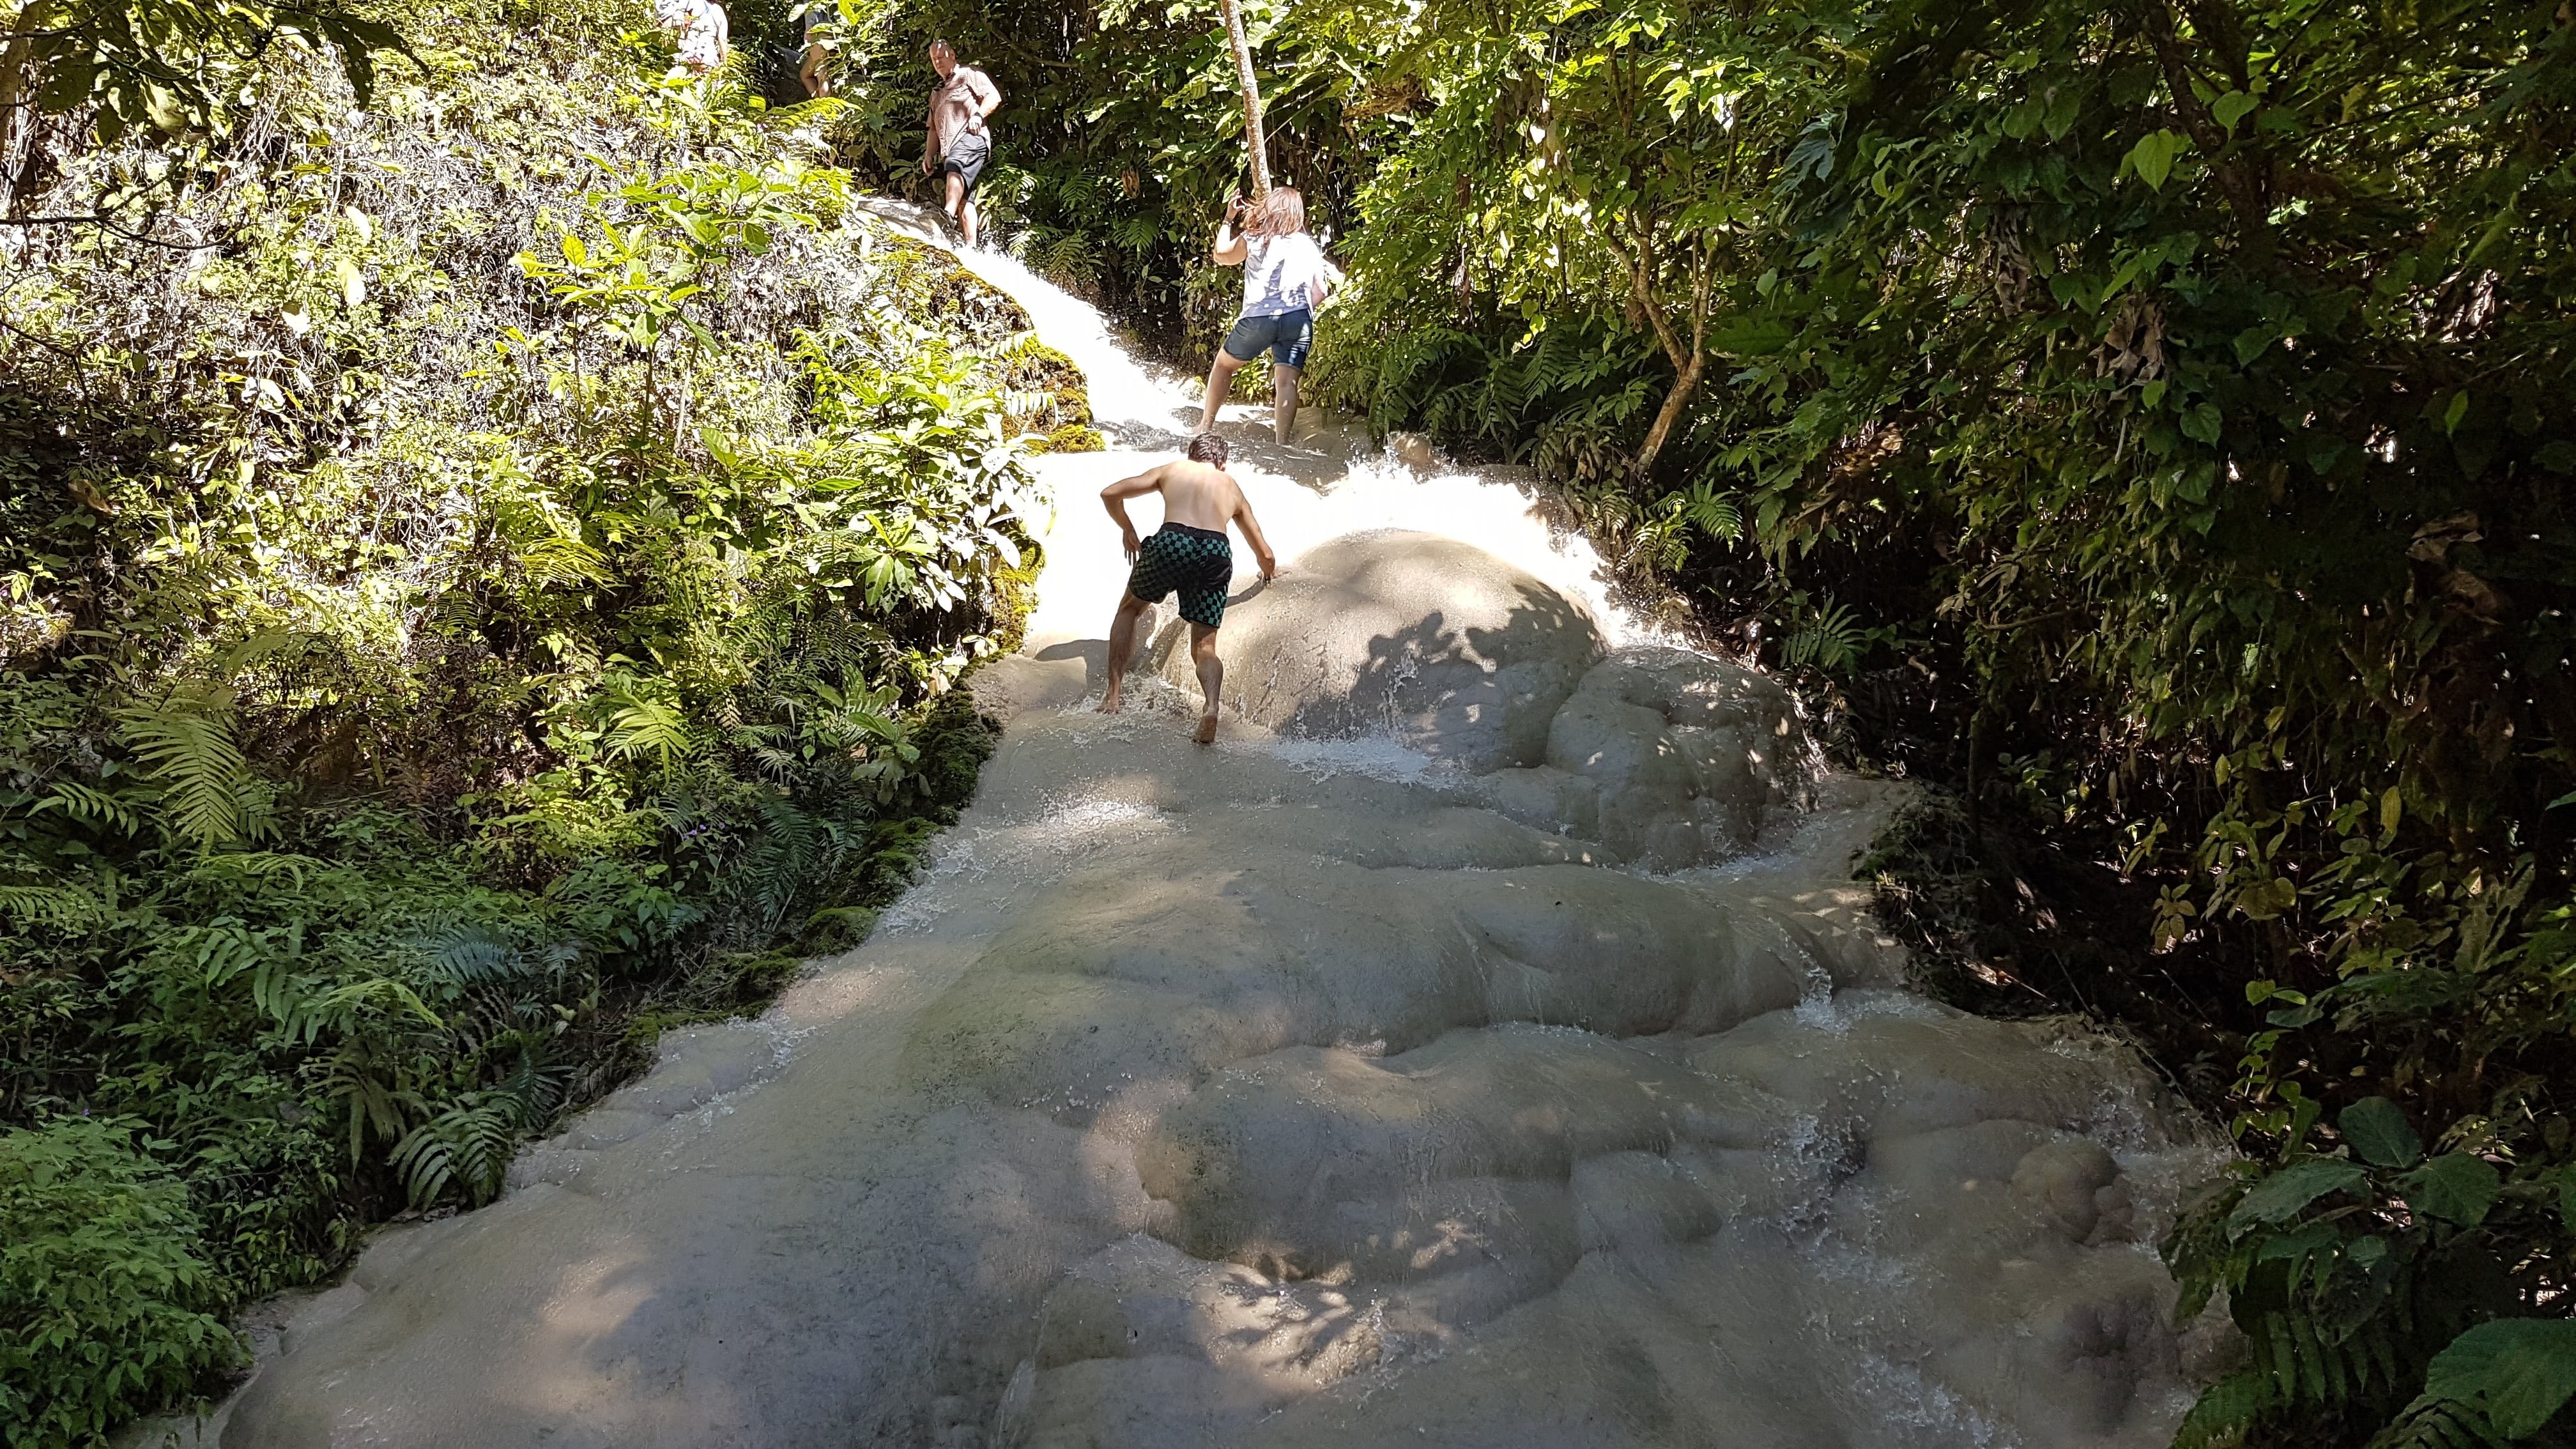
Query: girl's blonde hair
1245,187,1307,238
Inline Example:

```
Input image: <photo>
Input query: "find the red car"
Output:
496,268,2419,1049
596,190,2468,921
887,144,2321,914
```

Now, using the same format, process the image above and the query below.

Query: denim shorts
1222,308,1314,369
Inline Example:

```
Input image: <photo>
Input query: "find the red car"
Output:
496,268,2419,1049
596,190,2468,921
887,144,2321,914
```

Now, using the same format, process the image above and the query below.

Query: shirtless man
1097,433,1278,744
920,40,1000,248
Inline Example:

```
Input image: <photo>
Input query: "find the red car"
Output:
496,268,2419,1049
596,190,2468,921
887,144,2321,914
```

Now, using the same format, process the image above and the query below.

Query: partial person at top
921,39,1001,249
654,0,729,73
795,0,831,98
1199,187,1342,445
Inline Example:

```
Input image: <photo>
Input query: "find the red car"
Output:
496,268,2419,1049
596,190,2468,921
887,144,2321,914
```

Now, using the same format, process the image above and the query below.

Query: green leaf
2124,129,2188,191
2228,1159,2366,1236
2211,91,2259,135
2405,1153,2501,1226
2340,1097,2421,1169
337,257,367,308
2423,1319,2576,1437
2182,401,2222,443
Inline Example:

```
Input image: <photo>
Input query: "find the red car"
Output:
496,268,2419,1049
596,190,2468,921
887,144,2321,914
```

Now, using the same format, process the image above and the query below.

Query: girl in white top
1200,187,1342,444
656,0,728,73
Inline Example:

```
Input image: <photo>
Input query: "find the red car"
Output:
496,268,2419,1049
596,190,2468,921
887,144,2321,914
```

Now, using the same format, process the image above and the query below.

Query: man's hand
1257,551,1278,581
1121,528,1142,564
919,156,934,176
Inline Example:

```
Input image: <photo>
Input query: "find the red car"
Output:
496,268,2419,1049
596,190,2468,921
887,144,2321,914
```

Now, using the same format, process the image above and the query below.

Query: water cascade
216,208,2223,1448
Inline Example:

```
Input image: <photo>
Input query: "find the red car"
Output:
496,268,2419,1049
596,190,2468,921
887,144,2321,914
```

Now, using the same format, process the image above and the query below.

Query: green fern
389,1091,535,1208
30,780,145,837
1782,595,1867,673
0,884,106,930
117,689,252,849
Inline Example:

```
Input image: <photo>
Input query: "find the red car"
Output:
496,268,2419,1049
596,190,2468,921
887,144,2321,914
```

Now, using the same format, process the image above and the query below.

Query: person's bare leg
1272,363,1301,443
1189,623,1222,744
944,172,966,238
962,194,979,250
1098,594,1149,712
1200,350,1245,433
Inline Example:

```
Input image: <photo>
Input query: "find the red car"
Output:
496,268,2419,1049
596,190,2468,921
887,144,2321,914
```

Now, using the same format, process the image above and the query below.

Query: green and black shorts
1127,523,1234,628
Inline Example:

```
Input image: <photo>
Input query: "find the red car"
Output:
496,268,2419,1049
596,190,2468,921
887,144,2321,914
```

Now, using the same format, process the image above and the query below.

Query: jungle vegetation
0,2,1090,1442
857,0,2576,1444
3,0,2572,1445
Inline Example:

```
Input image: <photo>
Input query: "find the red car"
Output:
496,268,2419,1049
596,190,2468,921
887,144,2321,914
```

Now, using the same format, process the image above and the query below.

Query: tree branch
0,212,224,248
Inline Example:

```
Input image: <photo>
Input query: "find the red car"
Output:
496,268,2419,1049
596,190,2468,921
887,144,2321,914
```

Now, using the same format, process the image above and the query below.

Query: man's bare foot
1193,712,1218,745
1098,693,1123,714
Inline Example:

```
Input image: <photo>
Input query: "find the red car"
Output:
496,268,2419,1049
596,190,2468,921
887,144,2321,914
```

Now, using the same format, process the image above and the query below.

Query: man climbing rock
1097,433,1277,744
920,39,1000,249
1200,186,1342,444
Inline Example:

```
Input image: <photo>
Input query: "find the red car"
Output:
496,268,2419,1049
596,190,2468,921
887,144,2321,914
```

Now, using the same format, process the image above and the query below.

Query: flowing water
204,208,2226,1449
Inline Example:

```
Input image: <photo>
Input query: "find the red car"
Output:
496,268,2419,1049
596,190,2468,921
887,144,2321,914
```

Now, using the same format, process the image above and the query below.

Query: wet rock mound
218,523,2214,1449
1157,530,1604,770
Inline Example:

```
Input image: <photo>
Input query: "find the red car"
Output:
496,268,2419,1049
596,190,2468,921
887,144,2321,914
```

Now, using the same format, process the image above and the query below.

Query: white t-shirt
673,0,726,68
1241,232,1338,318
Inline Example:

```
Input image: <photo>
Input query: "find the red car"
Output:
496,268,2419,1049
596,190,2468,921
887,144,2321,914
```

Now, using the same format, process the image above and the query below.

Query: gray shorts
938,130,991,192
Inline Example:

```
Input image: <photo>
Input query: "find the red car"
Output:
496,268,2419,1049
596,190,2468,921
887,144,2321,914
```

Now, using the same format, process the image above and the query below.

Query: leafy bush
1,0,1064,1437
1,1119,235,1449
2167,1097,2576,1447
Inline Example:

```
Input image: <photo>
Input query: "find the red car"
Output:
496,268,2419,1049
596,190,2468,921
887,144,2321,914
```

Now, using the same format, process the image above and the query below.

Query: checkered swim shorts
1126,523,1234,628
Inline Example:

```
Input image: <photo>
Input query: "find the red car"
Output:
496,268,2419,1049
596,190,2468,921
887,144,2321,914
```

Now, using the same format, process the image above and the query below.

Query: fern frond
2174,1367,2274,1449
118,691,252,848
604,696,701,770
29,780,146,837
520,535,614,590
2368,1394,2507,1449
0,884,107,930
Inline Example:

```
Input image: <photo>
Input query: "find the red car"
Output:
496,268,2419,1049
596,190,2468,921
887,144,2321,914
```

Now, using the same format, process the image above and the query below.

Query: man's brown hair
1187,432,1229,468
929,36,954,54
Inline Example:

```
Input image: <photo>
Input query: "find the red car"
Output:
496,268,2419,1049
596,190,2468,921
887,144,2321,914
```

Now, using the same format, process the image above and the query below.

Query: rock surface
216,217,2217,1449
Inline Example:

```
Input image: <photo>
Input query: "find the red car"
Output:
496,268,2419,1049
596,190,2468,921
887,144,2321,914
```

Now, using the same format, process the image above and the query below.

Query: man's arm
1231,489,1277,579
971,68,1001,125
1101,465,1166,558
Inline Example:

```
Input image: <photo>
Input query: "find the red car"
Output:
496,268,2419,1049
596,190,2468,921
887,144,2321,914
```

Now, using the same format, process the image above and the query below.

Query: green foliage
1,1119,236,1449
1,0,1056,1436
0,0,404,156
2165,1098,2573,1446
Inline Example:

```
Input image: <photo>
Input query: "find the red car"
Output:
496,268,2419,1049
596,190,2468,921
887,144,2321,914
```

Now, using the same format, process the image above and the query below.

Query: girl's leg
1271,364,1301,443
1200,348,1246,433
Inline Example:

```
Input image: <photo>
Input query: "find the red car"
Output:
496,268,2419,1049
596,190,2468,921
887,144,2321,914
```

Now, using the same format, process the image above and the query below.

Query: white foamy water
852,199,1673,657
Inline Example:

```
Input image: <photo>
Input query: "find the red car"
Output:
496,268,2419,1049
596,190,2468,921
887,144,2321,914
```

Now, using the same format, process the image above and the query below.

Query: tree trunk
0,2,39,219
1218,0,1269,196
1634,349,1705,477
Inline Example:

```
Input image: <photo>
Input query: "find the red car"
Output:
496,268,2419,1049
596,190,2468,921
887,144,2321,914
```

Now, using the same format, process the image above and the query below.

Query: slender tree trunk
0,2,41,219
1634,350,1705,476
1218,0,1269,196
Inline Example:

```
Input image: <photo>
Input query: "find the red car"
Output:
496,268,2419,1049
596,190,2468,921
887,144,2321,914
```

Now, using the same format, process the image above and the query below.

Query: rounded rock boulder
1156,530,1604,771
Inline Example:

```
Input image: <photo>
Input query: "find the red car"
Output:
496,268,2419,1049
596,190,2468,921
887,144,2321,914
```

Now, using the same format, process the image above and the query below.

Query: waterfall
214,208,2226,1449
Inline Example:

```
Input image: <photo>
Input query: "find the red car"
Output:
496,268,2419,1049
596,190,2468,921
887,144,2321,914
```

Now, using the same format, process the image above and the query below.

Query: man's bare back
1130,457,1249,535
